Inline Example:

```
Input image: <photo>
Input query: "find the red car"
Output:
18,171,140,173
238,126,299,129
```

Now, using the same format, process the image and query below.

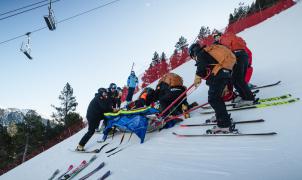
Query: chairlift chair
44,0,56,31
20,32,33,60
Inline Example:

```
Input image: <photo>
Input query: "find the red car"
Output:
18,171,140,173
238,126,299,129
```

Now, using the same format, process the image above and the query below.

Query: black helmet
109,83,117,90
117,87,122,92
145,87,154,94
97,88,108,97
189,42,205,59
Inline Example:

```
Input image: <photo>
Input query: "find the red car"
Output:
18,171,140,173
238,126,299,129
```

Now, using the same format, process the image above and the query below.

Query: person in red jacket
219,32,256,107
244,46,256,88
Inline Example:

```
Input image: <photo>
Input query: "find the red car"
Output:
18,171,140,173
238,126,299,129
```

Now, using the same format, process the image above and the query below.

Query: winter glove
194,74,202,87
113,108,119,113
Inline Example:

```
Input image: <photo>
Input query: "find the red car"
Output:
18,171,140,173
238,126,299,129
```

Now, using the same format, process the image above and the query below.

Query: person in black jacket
154,81,188,117
107,83,121,109
76,88,113,151
189,42,234,133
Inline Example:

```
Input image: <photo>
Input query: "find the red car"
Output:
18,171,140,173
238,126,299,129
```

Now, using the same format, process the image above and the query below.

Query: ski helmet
189,42,202,58
97,88,108,98
109,83,117,90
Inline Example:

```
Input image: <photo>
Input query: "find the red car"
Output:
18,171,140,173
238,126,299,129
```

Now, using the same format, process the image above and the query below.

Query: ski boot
75,145,85,152
232,96,242,103
233,98,259,108
206,124,238,134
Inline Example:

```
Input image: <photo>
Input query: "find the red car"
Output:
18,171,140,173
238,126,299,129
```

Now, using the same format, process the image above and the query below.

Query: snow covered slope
2,2,302,180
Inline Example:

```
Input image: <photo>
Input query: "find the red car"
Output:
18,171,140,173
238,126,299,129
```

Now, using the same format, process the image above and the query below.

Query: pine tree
0,124,11,169
152,51,160,64
229,13,234,23
160,52,167,62
198,26,211,39
175,36,188,50
51,82,78,125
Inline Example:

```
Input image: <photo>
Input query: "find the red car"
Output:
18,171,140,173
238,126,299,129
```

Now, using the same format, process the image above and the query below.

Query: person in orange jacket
219,32,256,107
126,87,156,110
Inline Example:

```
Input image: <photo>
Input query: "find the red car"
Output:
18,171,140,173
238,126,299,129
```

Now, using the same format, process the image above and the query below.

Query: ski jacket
244,46,253,83
204,44,236,75
127,74,138,88
86,93,113,121
155,82,187,106
107,89,121,108
220,33,247,51
195,45,235,79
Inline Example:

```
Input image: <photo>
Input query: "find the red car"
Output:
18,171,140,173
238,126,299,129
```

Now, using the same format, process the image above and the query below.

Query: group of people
189,31,257,133
76,70,195,151
76,31,257,151
77,71,139,151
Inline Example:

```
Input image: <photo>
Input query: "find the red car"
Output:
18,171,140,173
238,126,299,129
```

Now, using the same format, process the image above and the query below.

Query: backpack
220,33,247,51
159,73,183,87
204,44,236,75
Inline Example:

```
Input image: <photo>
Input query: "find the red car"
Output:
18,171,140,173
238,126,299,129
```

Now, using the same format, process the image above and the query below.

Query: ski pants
232,50,255,100
208,76,231,128
126,87,135,102
79,117,100,146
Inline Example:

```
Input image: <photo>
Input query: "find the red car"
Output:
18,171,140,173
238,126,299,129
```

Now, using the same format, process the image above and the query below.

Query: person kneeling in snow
76,88,113,151
126,87,156,110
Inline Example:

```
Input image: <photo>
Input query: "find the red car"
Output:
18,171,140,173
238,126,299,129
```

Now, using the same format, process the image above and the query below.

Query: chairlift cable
0,0,48,17
0,0,61,21
0,0,121,45
57,0,121,24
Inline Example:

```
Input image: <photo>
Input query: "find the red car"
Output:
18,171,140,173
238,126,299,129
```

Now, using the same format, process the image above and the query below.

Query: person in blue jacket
126,71,139,103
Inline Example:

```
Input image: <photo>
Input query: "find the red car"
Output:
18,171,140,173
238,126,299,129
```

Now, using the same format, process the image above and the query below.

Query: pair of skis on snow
174,119,277,137
49,155,110,180
200,93,299,114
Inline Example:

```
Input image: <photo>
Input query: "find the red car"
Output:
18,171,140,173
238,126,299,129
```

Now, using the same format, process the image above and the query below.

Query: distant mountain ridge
0,108,49,126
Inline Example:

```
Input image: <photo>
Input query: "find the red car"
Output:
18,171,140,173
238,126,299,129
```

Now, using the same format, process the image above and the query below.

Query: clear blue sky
0,0,254,118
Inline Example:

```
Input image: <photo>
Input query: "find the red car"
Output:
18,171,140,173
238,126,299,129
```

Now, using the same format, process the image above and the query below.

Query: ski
61,161,87,180
48,169,60,180
105,133,125,154
62,155,97,180
105,132,133,154
56,165,73,180
201,98,299,114
69,143,110,154
202,94,292,109
78,162,105,180
98,170,111,180
180,119,264,127
107,147,125,157
172,132,277,137
250,80,281,90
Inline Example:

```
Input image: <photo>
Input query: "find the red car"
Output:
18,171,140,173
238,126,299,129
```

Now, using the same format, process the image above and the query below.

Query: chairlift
44,0,56,31
20,32,33,60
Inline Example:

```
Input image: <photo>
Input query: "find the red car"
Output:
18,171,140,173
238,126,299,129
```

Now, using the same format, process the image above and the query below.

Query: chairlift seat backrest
23,51,33,60
44,15,56,31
